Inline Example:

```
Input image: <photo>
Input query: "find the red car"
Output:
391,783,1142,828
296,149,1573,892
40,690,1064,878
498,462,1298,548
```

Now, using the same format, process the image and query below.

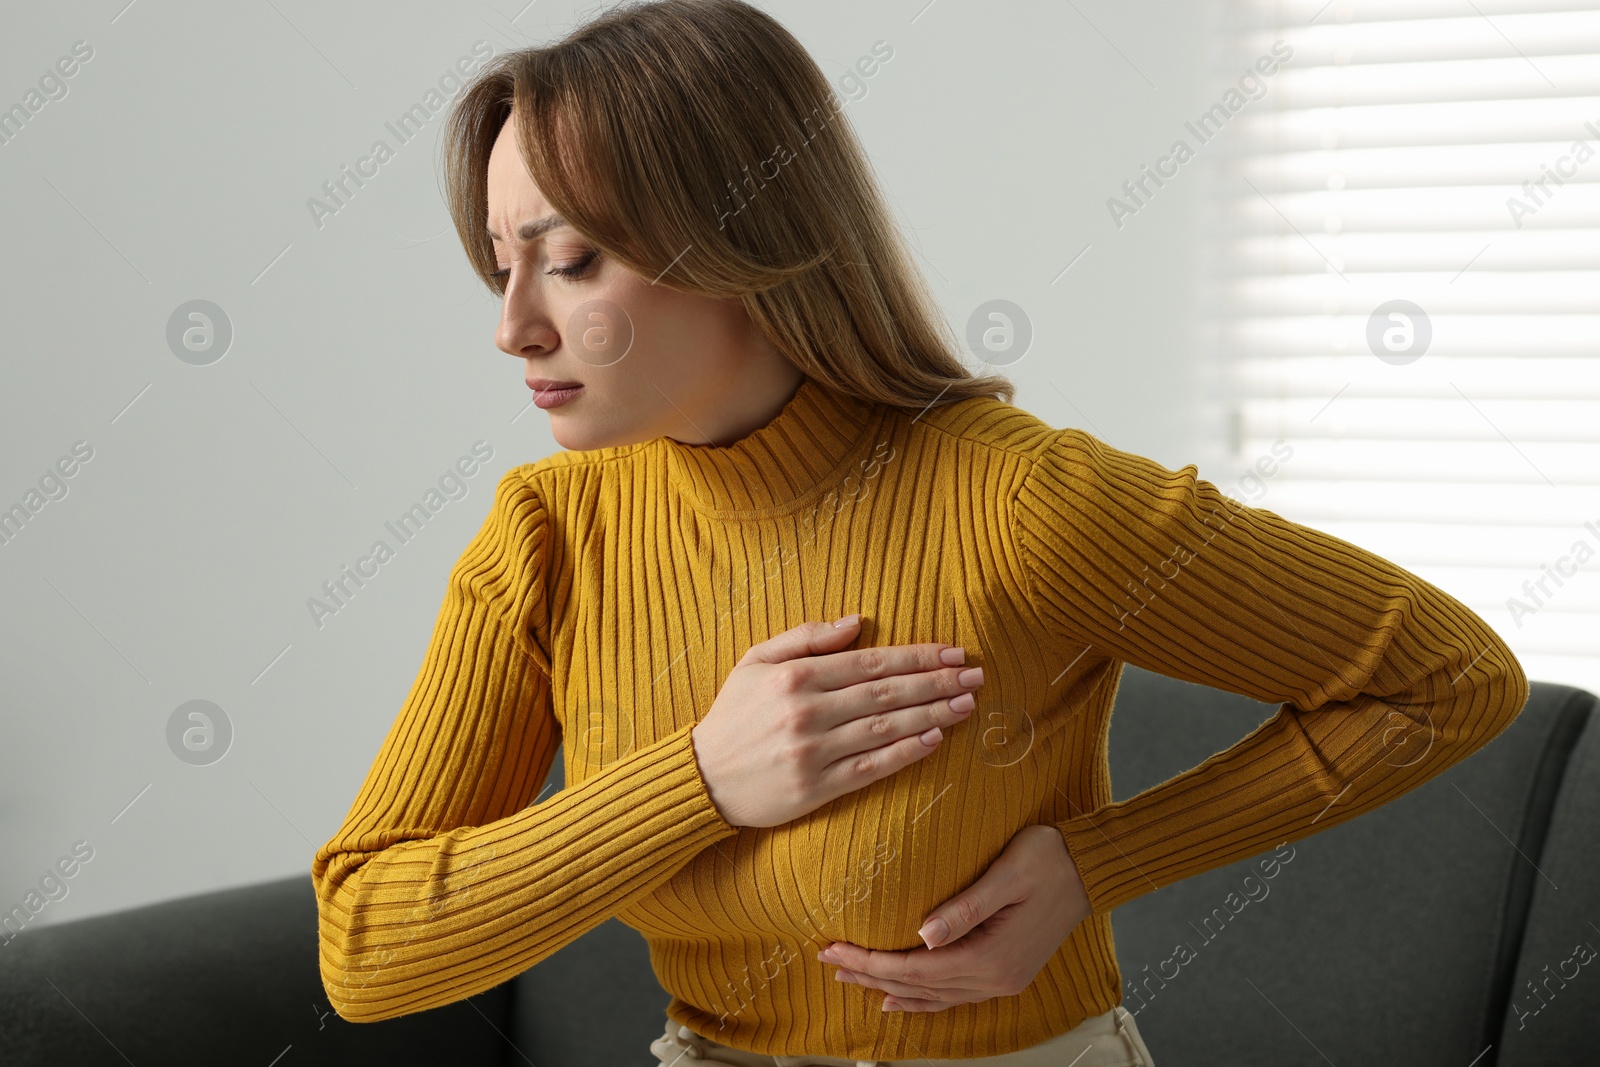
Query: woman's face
486,117,795,451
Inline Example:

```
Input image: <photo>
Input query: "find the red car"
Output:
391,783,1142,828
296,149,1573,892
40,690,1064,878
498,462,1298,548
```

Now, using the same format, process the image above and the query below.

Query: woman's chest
542,455,1071,781
539,458,1119,950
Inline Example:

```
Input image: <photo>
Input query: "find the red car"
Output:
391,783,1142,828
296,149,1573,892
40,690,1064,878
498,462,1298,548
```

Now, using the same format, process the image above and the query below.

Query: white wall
0,0,1228,928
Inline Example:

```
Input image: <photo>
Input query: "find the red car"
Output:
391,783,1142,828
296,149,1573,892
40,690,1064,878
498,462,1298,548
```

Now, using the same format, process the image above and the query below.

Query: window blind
1204,0,1600,695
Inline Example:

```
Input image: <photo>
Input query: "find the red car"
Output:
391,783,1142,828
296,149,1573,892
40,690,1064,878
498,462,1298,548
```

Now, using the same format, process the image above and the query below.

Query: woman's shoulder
890,390,1065,465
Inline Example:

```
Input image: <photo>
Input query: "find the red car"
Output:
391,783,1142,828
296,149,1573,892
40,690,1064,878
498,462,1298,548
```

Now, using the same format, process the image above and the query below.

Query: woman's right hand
690,614,985,829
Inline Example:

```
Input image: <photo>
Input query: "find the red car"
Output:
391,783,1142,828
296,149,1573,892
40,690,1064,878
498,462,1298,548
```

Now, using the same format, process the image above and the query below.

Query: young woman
310,2,1528,1064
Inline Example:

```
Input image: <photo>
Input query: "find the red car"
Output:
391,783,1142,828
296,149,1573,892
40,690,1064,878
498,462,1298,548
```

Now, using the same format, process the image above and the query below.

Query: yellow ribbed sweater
310,374,1529,1058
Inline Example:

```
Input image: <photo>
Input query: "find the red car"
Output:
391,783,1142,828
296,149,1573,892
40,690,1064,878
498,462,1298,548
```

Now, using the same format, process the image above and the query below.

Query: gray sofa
4,667,1596,1065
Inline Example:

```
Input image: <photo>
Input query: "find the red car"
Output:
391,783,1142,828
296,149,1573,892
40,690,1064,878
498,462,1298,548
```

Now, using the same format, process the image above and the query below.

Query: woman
309,2,1528,1064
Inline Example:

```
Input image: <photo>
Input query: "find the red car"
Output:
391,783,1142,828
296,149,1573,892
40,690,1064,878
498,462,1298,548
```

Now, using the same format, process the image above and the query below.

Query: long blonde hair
440,0,1014,409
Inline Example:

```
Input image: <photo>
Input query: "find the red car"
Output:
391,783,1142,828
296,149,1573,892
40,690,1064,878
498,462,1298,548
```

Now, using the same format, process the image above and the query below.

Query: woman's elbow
312,891,398,1023
316,938,403,1024
1469,638,1532,745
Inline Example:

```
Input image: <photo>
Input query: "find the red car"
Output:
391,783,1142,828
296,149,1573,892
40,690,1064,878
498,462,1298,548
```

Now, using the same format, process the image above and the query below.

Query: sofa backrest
1102,667,1596,1067
1493,690,1600,1064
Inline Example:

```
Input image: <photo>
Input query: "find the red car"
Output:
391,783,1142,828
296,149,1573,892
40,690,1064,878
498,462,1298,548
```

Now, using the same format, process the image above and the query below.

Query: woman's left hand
816,823,1092,1012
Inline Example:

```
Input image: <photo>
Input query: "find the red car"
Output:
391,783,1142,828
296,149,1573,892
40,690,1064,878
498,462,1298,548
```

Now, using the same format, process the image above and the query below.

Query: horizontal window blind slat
1222,185,1600,230
1229,97,1600,149
1238,11,1600,66
1235,401,1600,438
1229,355,1600,394
1222,230,1600,270
1229,442,1596,482
1223,316,1600,352
1237,0,1600,23
1302,519,1600,562
1275,55,1600,106
1233,481,1596,525
1234,147,1600,191
1228,271,1600,312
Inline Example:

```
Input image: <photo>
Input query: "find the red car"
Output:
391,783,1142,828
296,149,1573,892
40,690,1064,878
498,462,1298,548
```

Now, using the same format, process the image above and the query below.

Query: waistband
649,1005,1154,1067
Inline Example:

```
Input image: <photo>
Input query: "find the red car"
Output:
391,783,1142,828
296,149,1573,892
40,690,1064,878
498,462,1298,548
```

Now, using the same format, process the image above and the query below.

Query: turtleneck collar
658,374,883,518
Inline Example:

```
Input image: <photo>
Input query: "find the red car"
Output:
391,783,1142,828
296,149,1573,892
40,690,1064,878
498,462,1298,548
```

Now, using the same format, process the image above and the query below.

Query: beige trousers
649,1005,1157,1067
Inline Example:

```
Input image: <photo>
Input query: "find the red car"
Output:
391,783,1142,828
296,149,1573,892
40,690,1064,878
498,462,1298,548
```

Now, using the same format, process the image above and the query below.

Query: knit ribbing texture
311,374,1529,1058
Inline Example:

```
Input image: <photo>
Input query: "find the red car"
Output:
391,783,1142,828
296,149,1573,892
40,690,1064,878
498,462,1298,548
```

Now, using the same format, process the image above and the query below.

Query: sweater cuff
1057,812,1144,918
582,719,740,853
670,720,740,841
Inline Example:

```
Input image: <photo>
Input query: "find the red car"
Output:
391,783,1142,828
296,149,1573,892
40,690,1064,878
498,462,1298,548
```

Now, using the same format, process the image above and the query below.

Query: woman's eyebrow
486,215,569,242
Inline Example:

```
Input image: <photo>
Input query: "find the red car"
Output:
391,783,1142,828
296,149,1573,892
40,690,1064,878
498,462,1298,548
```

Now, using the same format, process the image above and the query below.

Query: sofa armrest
0,874,517,1066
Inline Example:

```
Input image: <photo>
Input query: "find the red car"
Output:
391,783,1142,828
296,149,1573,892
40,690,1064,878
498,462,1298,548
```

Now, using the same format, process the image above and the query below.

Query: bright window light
1204,0,1600,693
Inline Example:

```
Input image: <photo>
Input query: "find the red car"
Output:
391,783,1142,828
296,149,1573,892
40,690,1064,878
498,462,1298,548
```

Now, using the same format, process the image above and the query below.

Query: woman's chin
549,417,634,453
548,419,591,451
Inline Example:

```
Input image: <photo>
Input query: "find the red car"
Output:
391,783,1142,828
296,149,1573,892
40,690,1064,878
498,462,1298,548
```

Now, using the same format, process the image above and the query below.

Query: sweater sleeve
1010,428,1530,917
310,467,738,1023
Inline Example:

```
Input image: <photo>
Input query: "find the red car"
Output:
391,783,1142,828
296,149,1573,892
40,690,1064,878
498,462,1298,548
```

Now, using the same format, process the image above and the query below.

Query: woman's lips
528,381,584,409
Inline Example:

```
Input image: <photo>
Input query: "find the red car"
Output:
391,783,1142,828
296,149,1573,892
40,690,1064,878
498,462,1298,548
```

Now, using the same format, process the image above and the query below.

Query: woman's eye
546,251,598,279
489,251,598,284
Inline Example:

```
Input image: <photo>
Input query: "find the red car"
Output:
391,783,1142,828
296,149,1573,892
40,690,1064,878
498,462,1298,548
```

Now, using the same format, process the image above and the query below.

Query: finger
817,689,976,766
810,662,980,737
742,617,864,666
815,726,945,797
834,968,989,1001
882,995,959,1013
834,659,981,715
808,641,960,694
916,859,1022,949
820,941,980,986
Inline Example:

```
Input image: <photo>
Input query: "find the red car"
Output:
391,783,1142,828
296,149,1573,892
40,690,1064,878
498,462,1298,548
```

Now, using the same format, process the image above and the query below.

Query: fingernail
834,613,861,628
950,691,975,714
957,667,984,687
918,917,950,949
938,646,966,666
919,726,942,746
881,999,898,1012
